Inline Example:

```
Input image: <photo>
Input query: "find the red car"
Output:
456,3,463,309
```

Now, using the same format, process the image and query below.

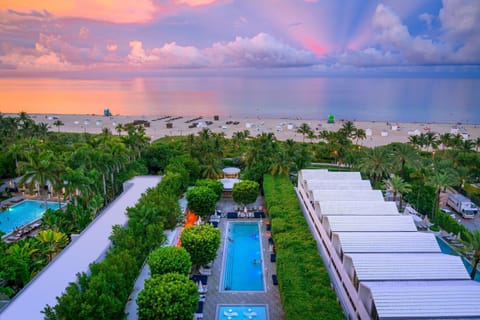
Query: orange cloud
0,0,157,23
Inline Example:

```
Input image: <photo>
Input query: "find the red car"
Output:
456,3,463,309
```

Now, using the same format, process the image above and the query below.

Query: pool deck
202,198,284,320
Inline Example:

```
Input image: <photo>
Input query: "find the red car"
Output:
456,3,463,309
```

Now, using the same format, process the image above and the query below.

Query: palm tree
427,171,456,219
269,150,291,176
475,137,480,152
17,150,55,207
408,135,423,150
384,175,412,211
353,128,366,144
115,123,124,136
423,131,438,152
390,143,421,179
356,147,392,186
456,230,480,280
296,123,313,142
338,121,356,141
35,229,68,262
53,120,64,132
306,130,316,143
439,133,453,150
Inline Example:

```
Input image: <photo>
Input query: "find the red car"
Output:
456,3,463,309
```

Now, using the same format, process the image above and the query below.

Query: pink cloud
174,0,219,6
0,0,157,23
79,27,89,40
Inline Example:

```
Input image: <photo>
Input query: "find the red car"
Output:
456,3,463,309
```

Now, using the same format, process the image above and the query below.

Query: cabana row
297,169,480,320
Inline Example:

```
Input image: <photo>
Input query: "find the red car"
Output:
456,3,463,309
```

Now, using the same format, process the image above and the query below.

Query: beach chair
272,274,278,285
270,253,276,263
194,301,204,320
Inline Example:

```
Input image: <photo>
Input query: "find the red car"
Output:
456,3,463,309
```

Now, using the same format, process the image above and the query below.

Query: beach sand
23,114,480,148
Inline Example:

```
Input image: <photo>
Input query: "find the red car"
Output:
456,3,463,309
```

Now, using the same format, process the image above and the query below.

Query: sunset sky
0,0,479,77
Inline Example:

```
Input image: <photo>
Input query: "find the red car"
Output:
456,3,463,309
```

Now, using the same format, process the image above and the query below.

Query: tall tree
180,224,221,269
186,186,217,219
232,180,259,209
53,120,64,132
389,143,421,179
296,123,313,142
384,175,412,211
427,171,456,219
457,230,480,280
355,147,392,185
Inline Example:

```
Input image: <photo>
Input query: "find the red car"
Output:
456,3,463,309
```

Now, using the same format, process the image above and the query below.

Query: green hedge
434,210,471,241
44,177,181,319
263,174,344,320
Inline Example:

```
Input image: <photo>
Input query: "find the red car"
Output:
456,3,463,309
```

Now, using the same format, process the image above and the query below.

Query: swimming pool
217,305,268,320
0,200,63,235
436,236,480,282
222,222,265,291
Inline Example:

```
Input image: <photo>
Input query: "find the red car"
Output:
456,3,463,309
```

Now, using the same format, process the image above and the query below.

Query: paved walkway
202,198,284,320
0,176,161,320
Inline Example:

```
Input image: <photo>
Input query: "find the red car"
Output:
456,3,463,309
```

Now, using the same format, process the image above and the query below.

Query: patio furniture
270,253,276,263
272,274,278,285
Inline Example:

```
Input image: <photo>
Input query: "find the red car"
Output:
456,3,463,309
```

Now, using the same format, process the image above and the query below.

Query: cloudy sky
0,0,479,77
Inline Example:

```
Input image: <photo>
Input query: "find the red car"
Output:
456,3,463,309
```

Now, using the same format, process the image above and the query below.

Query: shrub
148,246,192,276
180,224,220,269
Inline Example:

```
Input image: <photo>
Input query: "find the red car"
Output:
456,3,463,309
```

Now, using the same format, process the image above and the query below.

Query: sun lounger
266,223,271,231
194,301,204,320
210,221,219,228
253,211,265,218
227,212,238,219
270,253,276,263
191,275,208,285
272,274,278,285
268,237,274,246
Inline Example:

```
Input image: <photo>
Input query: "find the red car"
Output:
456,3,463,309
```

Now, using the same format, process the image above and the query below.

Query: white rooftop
346,253,470,281
0,176,162,320
312,190,384,202
334,232,441,253
222,167,240,174
317,201,399,216
360,280,480,319
300,169,361,181
324,215,416,233
305,179,372,191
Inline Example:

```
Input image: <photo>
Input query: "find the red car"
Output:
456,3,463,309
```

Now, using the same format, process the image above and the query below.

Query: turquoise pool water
218,305,267,320
222,222,264,291
0,200,63,235
436,236,480,282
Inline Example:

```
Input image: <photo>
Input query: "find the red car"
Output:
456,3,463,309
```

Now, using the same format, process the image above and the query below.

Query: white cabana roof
222,167,240,174
333,232,441,254
323,216,416,233
0,176,162,320
346,253,470,281
359,280,480,319
299,169,361,181
305,179,372,191
312,190,384,202
219,178,240,191
317,201,399,216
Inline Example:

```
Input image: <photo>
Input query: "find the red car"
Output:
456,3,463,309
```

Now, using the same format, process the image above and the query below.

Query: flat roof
324,216,416,232
305,179,372,191
222,167,240,174
0,176,162,320
360,280,480,319
335,232,441,253
300,169,361,181
346,253,470,281
312,190,384,202
317,201,399,216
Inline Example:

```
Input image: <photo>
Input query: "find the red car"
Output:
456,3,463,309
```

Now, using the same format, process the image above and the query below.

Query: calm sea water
1,77,479,123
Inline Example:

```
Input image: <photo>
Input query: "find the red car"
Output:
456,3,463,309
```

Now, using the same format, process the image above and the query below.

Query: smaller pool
0,200,63,235
217,305,267,320
436,236,480,282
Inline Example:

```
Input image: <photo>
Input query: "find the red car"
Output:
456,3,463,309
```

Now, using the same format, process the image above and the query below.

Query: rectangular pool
222,222,265,291
436,236,480,282
0,200,63,235
217,305,268,320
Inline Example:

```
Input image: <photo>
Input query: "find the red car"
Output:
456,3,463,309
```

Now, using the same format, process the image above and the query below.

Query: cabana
312,190,384,203
359,280,480,319
314,201,399,221
344,253,470,289
322,215,416,238
332,232,441,260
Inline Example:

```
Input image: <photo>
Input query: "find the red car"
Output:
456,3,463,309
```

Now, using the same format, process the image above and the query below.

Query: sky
0,0,479,77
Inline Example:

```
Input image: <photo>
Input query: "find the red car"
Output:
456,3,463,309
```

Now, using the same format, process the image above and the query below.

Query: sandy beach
21,114,480,148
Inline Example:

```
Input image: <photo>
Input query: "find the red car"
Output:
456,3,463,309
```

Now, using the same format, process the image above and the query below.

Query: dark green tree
180,224,220,269
148,246,192,276
232,180,259,209
186,186,217,218
195,179,224,202
137,273,198,320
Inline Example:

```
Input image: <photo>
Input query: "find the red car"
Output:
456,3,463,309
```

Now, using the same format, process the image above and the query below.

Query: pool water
222,222,264,291
0,200,63,235
436,236,480,282
218,305,267,320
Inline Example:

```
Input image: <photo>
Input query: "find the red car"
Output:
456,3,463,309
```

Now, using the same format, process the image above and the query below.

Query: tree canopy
180,224,220,268
195,179,224,202
232,180,259,207
137,273,198,320
186,186,217,218
148,246,192,276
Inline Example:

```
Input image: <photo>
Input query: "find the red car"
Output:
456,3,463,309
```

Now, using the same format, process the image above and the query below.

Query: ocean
1,76,479,123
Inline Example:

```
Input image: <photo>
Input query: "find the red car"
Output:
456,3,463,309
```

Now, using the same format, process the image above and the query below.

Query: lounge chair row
191,275,208,320
227,211,266,219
